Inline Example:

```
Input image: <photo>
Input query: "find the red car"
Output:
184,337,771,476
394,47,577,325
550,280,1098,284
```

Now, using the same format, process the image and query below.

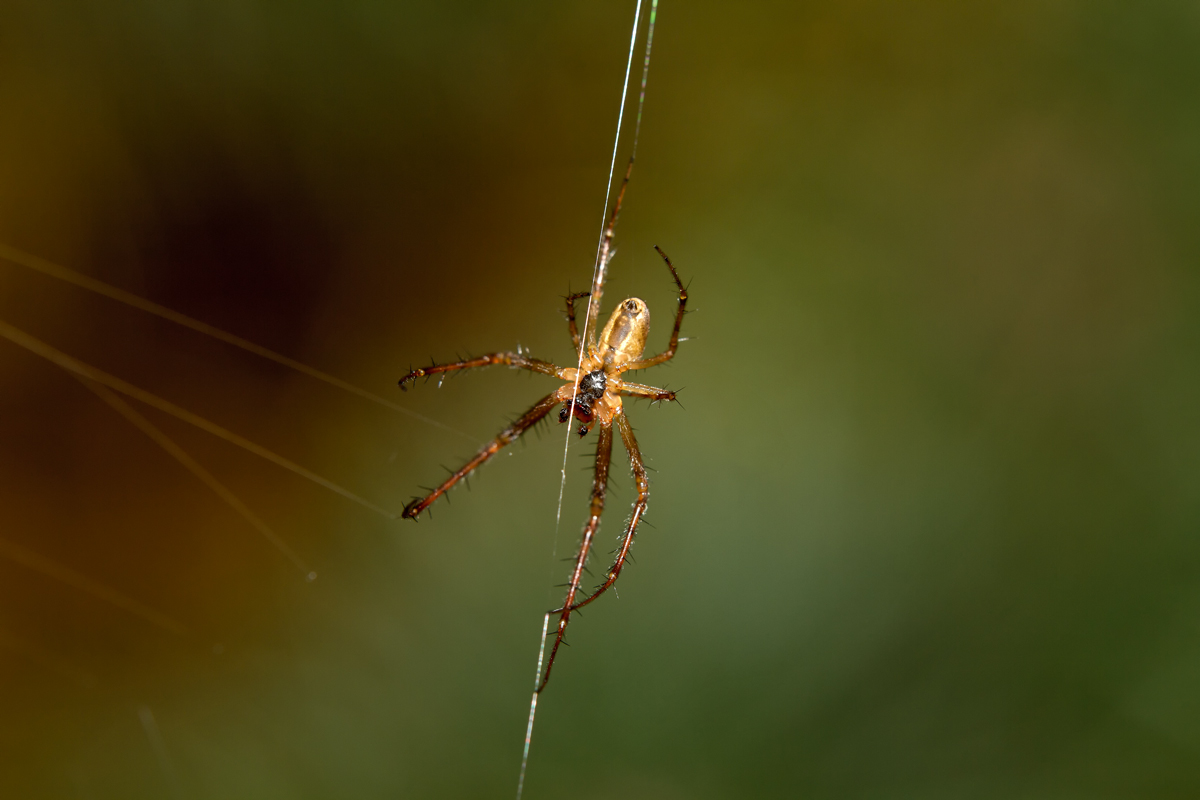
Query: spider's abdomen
598,298,650,369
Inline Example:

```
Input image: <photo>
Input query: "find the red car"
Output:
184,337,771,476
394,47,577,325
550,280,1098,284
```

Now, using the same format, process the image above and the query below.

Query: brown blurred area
2,1,1200,798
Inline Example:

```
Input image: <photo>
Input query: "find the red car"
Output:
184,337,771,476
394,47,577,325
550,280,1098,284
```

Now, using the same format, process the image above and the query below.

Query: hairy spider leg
398,352,568,391
619,245,688,372
560,408,648,615
539,420,613,692
582,157,635,348
401,393,562,519
564,291,591,357
396,177,690,686
618,381,677,403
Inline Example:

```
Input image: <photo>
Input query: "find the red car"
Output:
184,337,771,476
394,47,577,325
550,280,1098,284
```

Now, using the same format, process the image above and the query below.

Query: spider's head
598,297,650,369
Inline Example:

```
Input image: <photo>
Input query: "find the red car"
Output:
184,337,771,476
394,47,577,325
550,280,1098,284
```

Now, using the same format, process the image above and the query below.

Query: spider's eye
625,299,640,313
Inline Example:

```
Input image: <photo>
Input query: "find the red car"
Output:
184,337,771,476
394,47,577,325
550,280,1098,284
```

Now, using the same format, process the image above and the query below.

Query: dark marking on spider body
559,369,606,426
579,368,607,400
396,158,688,692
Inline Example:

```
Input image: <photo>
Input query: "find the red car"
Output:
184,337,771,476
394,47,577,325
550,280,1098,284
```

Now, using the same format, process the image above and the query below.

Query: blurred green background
1,0,1199,797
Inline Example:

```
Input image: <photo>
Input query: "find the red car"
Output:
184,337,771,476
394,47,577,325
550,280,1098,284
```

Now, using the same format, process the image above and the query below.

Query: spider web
518,2,660,797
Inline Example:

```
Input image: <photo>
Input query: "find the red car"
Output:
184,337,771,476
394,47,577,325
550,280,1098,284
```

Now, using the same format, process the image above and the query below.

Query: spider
397,160,687,691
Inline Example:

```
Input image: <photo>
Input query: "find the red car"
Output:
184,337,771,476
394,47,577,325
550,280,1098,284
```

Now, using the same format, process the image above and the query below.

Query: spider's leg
401,393,559,519
564,291,590,357
617,381,678,404
398,352,567,391
538,420,613,692
619,245,688,372
563,409,647,614
582,157,635,348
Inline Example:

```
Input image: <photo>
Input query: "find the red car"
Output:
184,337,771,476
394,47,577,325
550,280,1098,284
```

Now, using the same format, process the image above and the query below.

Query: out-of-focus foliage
1,1,1198,797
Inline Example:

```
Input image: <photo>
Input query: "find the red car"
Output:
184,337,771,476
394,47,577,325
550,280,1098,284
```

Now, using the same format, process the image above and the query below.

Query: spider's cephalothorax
396,160,687,692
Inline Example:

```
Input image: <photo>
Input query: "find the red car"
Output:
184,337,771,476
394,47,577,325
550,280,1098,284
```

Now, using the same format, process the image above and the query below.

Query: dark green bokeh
1,1,1198,797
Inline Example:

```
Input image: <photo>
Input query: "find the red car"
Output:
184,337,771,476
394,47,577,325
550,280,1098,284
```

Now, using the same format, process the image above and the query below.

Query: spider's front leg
398,352,567,391
401,393,560,519
539,420,613,692
581,156,635,347
618,246,688,372
564,291,590,357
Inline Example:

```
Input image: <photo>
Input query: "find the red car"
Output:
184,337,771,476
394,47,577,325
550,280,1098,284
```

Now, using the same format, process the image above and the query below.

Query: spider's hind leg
562,408,648,614
539,420,613,692
398,352,567,391
401,392,560,519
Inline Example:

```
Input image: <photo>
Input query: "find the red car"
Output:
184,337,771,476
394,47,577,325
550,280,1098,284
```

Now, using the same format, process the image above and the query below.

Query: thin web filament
521,2,659,797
